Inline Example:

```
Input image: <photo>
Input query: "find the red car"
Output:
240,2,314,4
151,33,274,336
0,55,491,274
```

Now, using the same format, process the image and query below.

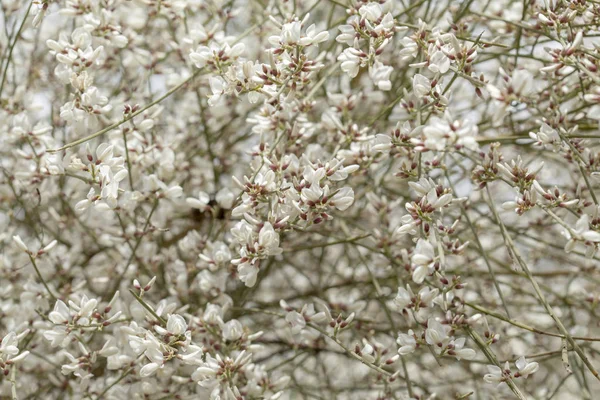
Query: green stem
486,186,600,381
0,1,33,99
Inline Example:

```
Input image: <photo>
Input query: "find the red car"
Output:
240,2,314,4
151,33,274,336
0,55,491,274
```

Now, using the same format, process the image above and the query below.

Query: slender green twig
465,302,600,342
105,199,159,300
445,168,511,318
28,254,58,301
95,367,133,400
48,68,204,152
128,289,166,325
485,186,600,381
465,326,528,400
0,1,33,99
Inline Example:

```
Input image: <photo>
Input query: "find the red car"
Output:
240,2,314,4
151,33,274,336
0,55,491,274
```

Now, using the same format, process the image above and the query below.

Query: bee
190,194,228,223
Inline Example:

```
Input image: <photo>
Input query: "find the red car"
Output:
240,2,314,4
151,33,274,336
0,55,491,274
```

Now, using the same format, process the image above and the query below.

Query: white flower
258,222,283,256
418,286,439,307
394,220,418,238
359,3,382,21
49,300,71,324
399,36,419,60
336,23,356,45
529,123,559,145
298,24,329,46
395,285,439,312
338,48,362,78
285,311,306,334
515,356,539,378
584,87,600,105
412,239,435,283
425,318,448,346
99,339,119,357
330,187,354,211
413,74,431,97
231,220,254,244
0,332,29,365
277,21,302,45
72,27,92,49
510,69,534,97
369,62,393,91
190,46,213,68
238,262,259,287
422,113,479,151
412,239,435,265
166,314,188,335
203,304,224,325
165,185,183,199
140,362,161,377
216,188,235,209
43,327,69,348
0,333,19,357
329,164,359,181
301,184,324,203
358,342,376,363
190,43,245,69
222,320,244,341
564,214,600,255
428,47,450,74
394,286,412,310
397,330,417,355
200,241,232,270
448,338,476,360
72,295,98,321
588,105,600,120
483,363,508,384
208,76,226,106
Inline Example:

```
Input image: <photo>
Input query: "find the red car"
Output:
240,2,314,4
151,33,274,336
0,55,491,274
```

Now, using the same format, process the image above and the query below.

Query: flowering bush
2,0,600,399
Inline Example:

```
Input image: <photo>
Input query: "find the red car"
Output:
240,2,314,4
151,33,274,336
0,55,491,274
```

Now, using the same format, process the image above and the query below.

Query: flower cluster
2,0,600,399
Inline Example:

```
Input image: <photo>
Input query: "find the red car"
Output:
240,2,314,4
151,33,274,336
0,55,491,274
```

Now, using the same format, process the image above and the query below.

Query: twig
485,186,600,381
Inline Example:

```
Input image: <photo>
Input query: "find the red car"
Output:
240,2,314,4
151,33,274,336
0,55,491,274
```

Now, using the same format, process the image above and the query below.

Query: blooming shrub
2,0,600,399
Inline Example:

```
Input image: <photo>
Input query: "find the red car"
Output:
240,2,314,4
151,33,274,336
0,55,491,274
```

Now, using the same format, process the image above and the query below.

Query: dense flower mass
1,0,600,399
